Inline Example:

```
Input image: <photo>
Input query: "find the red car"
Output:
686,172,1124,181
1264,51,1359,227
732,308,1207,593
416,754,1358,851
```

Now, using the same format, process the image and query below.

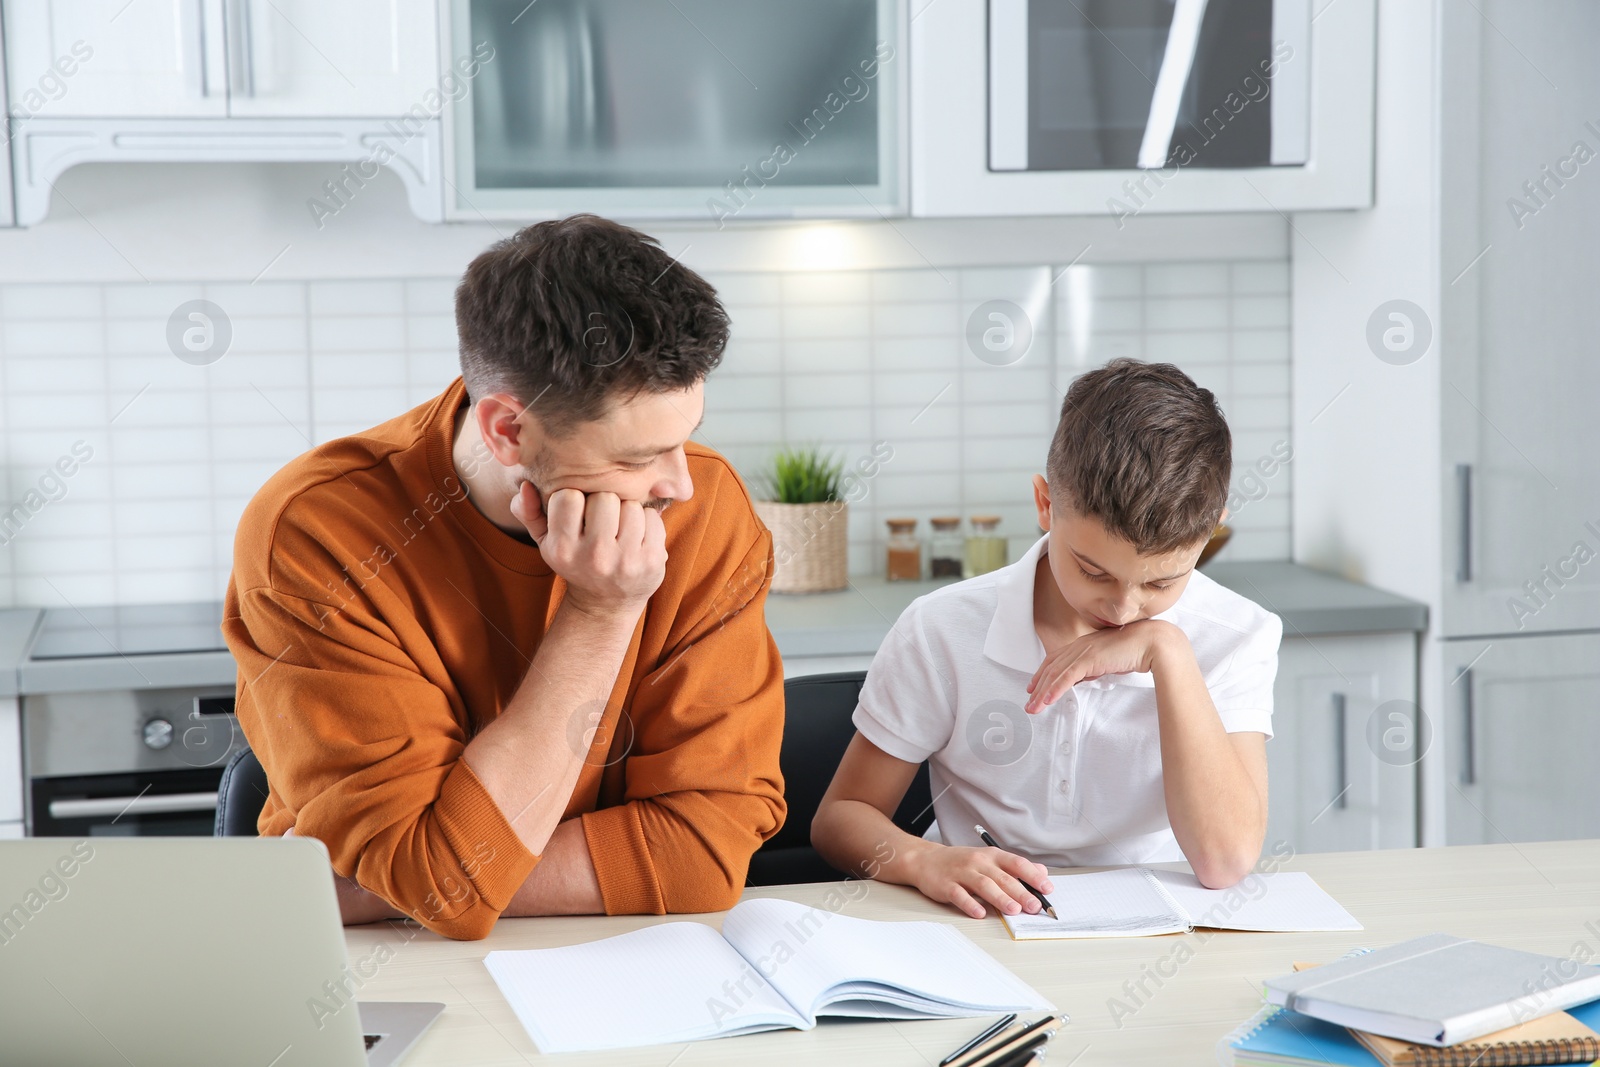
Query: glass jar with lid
885,518,922,581
928,517,963,579
963,515,1007,578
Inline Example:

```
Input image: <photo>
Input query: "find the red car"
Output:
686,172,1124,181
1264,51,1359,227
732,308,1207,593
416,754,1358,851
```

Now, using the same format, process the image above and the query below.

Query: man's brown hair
455,214,729,434
1046,358,1231,554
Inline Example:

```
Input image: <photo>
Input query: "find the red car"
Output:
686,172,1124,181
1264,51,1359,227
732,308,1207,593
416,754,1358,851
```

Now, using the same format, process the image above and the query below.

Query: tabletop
343,840,1600,1066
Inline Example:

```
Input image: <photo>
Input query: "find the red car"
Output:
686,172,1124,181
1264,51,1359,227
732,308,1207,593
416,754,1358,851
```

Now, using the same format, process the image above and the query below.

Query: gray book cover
1263,933,1600,1046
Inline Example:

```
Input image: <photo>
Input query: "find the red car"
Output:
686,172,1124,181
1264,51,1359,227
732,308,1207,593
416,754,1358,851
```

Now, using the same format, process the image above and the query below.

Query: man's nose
655,448,694,504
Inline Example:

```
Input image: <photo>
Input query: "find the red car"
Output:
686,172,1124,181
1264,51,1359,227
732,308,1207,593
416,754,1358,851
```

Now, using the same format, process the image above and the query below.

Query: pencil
939,1013,1018,1066
975,824,1058,920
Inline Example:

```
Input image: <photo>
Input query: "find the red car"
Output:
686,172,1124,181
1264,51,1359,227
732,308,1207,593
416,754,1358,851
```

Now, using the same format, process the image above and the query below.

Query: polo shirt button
1060,741,1072,755
1057,779,1070,794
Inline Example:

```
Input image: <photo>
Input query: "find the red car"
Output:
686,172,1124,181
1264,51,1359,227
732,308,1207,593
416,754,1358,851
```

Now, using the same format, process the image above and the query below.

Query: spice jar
929,517,963,578
885,518,922,581
963,515,1007,578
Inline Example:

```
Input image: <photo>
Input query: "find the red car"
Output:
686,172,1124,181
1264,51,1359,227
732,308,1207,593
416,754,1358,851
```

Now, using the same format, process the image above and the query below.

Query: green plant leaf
761,445,845,504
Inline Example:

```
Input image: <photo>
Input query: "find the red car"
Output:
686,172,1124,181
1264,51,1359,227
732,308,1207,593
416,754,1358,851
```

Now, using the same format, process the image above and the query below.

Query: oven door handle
48,791,220,820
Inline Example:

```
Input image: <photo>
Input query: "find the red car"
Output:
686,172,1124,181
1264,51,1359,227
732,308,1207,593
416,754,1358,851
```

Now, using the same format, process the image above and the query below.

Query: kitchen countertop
0,561,1426,693
0,609,41,698
766,560,1428,659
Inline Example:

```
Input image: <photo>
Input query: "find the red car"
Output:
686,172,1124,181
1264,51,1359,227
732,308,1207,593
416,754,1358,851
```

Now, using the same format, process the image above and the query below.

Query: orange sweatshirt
223,378,785,940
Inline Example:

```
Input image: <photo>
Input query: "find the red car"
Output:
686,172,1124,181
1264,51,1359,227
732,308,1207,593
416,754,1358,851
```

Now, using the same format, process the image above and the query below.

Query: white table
344,840,1600,1065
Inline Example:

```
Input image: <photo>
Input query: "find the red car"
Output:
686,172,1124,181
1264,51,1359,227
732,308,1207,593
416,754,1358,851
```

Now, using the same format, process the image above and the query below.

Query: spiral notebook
1220,1002,1600,1067
1290,958,1600,1067
1001,866,1361,940
1264,935,1600,1047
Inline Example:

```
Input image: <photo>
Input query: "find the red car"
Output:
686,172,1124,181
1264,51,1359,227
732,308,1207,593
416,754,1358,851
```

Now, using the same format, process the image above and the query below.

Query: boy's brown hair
1046,358,1231,554
455,214,729,435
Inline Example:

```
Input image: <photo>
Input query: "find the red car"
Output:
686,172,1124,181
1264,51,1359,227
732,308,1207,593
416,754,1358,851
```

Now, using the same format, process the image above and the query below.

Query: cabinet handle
228,0,256,97
1332,691,1348,809
1456,463,1473,582
1460,667,1476,785
187,0,208,98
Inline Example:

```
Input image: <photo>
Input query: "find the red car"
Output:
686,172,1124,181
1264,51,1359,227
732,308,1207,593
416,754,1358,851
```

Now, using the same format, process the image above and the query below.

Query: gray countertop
767,560,1427,659
0,609,41,698
0,561,1426,694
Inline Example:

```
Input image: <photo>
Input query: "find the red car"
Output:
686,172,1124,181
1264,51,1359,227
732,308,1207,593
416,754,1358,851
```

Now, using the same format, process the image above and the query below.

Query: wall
0,162,1292,608
1290,0,1444,843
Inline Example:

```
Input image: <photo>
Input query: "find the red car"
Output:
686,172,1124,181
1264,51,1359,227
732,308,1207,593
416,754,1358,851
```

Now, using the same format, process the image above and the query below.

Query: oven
20,602,245,838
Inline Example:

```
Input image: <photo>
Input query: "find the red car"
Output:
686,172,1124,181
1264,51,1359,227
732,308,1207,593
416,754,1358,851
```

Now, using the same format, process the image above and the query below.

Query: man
223,215,785,940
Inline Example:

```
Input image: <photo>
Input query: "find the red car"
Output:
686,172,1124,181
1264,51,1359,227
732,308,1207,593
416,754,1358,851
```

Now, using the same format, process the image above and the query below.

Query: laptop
0,837,443,1066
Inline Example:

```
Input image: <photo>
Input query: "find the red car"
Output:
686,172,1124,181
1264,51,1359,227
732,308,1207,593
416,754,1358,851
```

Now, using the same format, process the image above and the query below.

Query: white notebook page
483,921,801,1053
1149,870,1362,931
1003,867,1189,939
720,898,1051,1019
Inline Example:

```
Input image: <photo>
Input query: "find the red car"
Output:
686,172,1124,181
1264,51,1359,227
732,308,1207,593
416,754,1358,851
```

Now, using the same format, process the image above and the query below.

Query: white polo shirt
853,533,1281,868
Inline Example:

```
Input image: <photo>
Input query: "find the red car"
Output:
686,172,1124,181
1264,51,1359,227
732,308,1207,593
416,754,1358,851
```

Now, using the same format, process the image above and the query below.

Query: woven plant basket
754,500,849,593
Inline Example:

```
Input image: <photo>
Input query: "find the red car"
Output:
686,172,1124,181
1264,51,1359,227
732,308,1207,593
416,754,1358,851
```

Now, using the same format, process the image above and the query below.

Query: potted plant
752,446,849,593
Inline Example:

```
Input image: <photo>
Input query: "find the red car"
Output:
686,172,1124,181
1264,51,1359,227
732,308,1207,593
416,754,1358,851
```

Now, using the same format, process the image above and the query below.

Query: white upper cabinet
5,0,226,118
224,0,439,117
3,0,436,119
910,0,1375,217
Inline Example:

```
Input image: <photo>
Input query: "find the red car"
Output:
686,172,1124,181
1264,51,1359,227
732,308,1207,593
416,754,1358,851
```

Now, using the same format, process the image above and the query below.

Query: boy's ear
1031,474,1053,532
1217,506,1230,525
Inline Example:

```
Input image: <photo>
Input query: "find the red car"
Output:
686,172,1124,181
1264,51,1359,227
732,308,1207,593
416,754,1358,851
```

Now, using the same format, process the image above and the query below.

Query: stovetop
28,602,228,661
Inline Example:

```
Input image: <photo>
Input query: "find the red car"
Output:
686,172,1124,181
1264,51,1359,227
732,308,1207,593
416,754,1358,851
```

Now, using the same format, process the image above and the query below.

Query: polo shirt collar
981,532,1157,689
983,533,1051,675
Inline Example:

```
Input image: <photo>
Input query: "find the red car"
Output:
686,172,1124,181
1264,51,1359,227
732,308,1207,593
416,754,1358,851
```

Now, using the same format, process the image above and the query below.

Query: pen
974,824,1058,920
940,1013,1018,1066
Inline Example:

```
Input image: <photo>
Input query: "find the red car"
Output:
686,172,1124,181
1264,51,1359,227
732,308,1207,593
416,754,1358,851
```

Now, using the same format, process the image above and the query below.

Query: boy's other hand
906,844,1055,920
1026,618,1183,713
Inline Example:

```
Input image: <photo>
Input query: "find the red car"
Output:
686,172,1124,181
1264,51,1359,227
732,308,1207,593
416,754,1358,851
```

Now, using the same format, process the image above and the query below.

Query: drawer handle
48,792,219,820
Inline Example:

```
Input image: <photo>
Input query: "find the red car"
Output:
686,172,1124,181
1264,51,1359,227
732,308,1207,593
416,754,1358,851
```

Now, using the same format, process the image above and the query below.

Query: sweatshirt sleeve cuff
581,804,667,915
434,758,539,912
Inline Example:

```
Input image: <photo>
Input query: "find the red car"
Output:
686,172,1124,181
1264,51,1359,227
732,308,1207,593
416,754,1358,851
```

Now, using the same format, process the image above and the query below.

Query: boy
811,359,1281,920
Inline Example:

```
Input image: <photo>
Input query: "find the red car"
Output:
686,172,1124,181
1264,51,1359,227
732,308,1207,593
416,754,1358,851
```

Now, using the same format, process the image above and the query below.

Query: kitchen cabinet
0,696,21,828
4,0,435,119
4,0,226,118
443,0,904,221
0,13,12,227
910,0,1375,216
1264,634,1418,853
1443,634,1600,846
221,0,438,118
4,0,446,226
1439,2,1600,639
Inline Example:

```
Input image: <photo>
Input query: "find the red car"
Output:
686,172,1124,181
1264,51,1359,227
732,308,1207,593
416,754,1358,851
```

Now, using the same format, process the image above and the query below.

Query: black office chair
214,673,937,884
746,670,935,887
214,746,270,837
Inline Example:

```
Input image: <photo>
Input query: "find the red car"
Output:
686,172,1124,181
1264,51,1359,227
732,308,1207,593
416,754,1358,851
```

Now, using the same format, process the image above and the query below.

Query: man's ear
1031,474,1053,532
474,392,532,467
1217,505,1230,525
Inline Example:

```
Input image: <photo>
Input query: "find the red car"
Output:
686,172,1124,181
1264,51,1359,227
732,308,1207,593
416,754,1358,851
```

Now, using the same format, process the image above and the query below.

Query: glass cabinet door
449,0,902,219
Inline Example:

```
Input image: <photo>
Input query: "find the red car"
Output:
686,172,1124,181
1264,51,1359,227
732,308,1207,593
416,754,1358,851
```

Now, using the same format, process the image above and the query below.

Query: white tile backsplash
0,258,1290,606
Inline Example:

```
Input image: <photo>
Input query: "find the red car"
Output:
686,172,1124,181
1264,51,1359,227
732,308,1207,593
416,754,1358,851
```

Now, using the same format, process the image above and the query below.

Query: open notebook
483,898,1052,1053
1001,867,1361,939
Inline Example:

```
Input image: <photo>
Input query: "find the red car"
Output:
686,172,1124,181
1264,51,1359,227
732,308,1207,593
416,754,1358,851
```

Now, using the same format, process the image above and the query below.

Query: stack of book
1220,935,1600,1067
